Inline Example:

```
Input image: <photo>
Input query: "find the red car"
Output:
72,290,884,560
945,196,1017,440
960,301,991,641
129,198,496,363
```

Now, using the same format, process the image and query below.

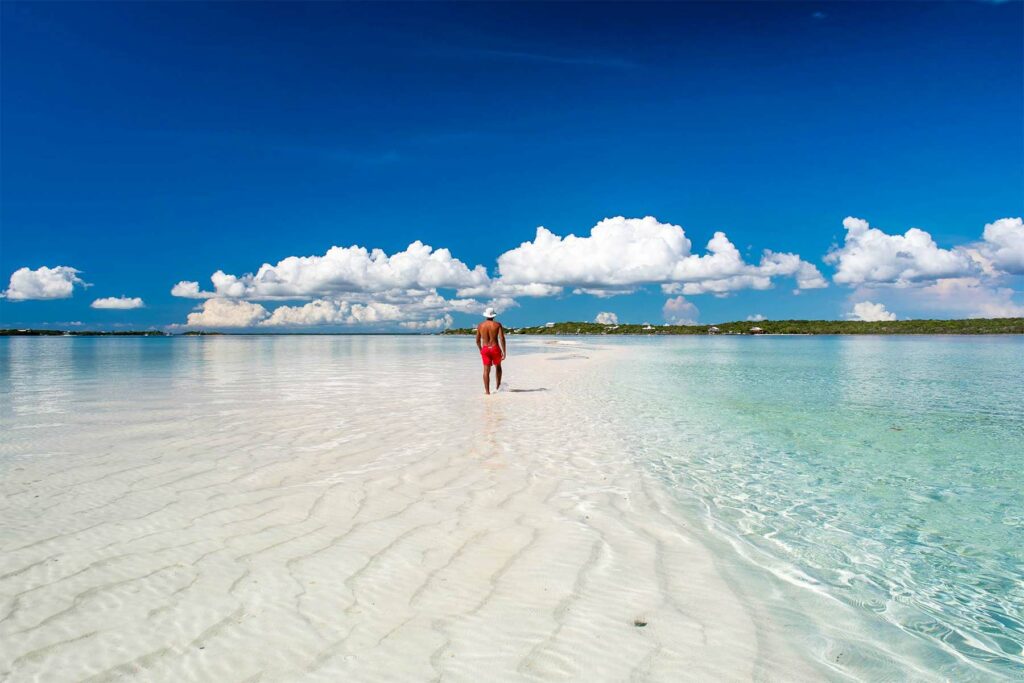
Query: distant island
443,318,1024,335
4,318,1023,337
0,329,169,337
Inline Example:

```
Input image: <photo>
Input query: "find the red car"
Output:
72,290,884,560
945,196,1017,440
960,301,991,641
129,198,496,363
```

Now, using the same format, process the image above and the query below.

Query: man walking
476,307,506,394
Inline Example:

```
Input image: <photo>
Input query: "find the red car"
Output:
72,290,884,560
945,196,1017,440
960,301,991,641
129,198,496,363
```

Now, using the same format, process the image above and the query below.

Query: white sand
0,339,819,681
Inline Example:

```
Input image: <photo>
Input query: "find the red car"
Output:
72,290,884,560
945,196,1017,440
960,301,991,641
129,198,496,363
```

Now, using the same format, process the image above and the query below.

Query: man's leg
495,364,502,390
483,364,491,394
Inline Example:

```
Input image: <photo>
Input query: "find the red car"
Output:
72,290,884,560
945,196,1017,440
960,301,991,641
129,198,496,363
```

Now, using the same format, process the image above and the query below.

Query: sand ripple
1,337,816,681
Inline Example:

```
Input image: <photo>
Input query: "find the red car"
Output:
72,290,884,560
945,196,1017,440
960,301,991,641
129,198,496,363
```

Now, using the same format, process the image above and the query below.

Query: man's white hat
483,307,497,319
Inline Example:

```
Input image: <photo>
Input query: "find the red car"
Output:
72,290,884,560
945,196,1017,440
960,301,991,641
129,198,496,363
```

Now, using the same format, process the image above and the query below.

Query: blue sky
2,1,1022,330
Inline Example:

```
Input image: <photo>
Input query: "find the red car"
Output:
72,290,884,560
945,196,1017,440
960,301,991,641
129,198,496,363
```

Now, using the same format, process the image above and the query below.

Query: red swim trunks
480,344,502,366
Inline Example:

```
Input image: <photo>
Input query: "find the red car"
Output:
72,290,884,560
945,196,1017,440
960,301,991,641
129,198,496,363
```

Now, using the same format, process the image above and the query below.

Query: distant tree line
0,329,168,336
443,319,1024,336
5,318,1022,337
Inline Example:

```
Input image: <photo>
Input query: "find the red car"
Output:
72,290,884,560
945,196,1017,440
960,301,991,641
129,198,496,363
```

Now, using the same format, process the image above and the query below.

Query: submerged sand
1,339,817,681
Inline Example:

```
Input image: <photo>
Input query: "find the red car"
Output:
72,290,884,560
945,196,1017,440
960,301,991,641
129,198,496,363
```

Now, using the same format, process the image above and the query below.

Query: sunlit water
1,335,1021,680
598,335,1024,679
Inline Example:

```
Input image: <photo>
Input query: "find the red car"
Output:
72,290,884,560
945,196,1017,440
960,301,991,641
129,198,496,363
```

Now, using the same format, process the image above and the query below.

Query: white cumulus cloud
825,216,1024,319
853,279,1024,319
916,278,1024,318
663,296,699,325
847,301,897,322
171,281,215,299
260,299,349,326
665,236,827,294
171,237,514,329
399,315,453,330
573,287,635,298
175,241,489,301
179,286,505,329
91,296,144,309
2,266,87,301
455,281,563,299
169,217,832,328
826,215,1024,285
979,217,1024,275
497,217,688,287
594,311,618,325
258,291,493,328
166,215,1020,327
495,216,826,295
186,298,270,327
483,297,518,315
746,313,767,322
825,217,978,286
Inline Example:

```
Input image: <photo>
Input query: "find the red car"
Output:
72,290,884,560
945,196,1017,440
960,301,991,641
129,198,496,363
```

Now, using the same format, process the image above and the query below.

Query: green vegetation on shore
4,318,1022,337
443,318,1024,335
0,329,168,337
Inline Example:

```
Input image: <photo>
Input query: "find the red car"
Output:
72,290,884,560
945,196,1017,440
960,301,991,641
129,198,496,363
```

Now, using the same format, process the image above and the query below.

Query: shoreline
4,316,1024,337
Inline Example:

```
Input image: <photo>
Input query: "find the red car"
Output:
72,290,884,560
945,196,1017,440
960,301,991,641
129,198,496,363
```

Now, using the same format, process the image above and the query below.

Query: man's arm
499,324,507,359
475,323,482,350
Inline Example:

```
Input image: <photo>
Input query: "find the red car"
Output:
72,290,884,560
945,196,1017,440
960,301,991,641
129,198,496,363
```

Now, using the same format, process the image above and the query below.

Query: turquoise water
1,335,1021,679
601,335,1024,679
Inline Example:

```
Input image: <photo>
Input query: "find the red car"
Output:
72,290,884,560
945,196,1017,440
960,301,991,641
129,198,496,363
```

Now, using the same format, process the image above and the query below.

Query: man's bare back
476,313,506,394
477,320,503,347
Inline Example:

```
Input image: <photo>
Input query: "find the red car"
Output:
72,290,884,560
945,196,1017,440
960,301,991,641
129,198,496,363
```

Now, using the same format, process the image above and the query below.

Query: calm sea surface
1,335,1022,679
601,335,1024,679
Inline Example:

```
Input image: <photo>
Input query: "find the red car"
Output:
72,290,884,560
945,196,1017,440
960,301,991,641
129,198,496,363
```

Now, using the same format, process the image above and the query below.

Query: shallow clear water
1,335,1022,679
599,335,1024,679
